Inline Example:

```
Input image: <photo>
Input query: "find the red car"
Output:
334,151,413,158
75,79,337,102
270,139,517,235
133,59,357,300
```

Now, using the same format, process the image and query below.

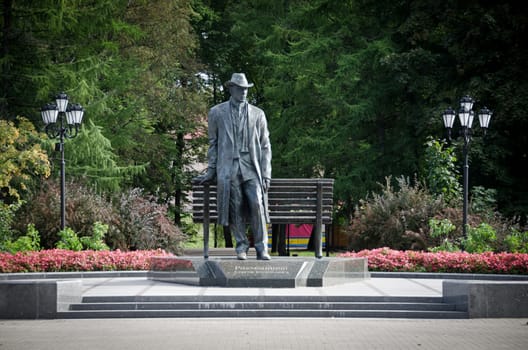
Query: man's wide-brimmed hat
225,73,254,88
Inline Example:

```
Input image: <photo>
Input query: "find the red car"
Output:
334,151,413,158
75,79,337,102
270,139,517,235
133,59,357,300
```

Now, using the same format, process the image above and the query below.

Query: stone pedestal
149,256,369,288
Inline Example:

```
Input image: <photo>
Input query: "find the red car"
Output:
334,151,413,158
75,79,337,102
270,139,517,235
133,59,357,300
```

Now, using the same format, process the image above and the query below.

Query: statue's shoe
257,252,271,260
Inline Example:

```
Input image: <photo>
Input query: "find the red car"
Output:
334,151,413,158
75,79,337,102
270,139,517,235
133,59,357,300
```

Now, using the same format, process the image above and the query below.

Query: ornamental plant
113,188,184,254
505,228,528,253
347,176,445,250
80,222,110,251
55,223,110,251
56,228,83,251
340,247,528,274
463,223,496,253
421,137,461,205
1,248,526,275
13,178,118,248
0,249,171,273
0,117,50,202
428,218,459,252
0,201,23,250
2,224,41,253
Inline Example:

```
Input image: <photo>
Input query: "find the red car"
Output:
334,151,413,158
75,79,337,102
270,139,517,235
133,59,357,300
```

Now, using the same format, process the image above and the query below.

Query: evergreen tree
59,120,145,193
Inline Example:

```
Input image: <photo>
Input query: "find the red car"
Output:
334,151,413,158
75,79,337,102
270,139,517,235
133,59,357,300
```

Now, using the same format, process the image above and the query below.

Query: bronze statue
195,73,272,260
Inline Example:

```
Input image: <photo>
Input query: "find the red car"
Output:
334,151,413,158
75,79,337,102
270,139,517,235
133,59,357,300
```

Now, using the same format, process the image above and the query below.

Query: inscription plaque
209,260,308,287
150,256,369,288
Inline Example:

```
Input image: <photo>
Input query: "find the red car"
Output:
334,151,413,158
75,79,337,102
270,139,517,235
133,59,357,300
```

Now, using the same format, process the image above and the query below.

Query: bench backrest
192,178,334,225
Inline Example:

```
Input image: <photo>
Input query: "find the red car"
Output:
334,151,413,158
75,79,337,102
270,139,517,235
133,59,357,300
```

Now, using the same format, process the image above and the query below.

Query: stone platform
149,256,369,288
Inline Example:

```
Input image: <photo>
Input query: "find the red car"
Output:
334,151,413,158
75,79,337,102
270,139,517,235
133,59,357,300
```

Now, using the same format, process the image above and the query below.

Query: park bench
191,178,334,259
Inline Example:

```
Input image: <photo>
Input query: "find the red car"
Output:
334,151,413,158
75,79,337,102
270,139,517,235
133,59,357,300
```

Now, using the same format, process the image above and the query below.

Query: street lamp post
442,95,492,238
41,93,84,230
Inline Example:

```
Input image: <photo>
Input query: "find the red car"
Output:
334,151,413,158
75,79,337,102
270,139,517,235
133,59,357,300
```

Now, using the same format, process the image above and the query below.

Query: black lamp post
442,95,492,238
41,93,84,230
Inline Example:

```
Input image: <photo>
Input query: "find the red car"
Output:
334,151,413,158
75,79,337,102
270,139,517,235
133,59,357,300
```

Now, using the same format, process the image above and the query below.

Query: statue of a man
195,73,272,260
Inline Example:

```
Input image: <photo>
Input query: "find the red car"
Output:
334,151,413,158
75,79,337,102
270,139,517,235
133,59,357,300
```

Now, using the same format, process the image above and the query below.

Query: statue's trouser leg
242,178,268,254
230,174,249,254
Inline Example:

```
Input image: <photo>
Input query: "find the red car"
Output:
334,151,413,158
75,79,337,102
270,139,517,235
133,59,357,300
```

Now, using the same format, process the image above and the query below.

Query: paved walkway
1,276,527,349
1,317,526,349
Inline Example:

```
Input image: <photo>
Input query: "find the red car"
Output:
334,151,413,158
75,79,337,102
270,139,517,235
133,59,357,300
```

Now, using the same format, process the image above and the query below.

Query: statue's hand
192,168,216,185
263,178,271,192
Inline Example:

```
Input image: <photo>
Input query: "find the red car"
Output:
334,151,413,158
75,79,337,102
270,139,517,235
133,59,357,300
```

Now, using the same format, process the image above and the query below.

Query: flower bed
0,249,172,273
1,248,527,274
339,248,528,274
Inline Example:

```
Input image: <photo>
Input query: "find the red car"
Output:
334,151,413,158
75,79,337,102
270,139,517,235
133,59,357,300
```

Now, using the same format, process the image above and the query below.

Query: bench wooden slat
191,214,333,222
194,200,331,206
193,209,334,218
191,217,333,224
193,190,333,196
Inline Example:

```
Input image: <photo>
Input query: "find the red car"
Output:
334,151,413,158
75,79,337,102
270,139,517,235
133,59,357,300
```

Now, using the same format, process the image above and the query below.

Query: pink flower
339,248,528,274
0,249,172,273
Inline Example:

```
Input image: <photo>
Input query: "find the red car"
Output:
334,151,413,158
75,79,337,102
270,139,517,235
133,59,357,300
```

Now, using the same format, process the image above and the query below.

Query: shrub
112,188,184,254
13,178,118,248
428,218,460,252
347,176,445,250
462,222,496,253
470,186,498,221
80,222,110,251
505,228,528,253
54,223,110,251
179,212,201,246
421,137,461,205
3,224,41,253
56,228,83,251
0,201,22,250
14,180,184,252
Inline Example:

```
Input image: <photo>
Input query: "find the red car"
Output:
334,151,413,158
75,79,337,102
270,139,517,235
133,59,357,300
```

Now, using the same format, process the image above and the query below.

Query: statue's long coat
206,100,272,226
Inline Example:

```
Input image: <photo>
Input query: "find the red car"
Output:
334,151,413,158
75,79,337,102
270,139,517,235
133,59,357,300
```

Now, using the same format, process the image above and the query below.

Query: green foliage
3,0,528,241
64,121,146,193
348,176,445,250
422,137,461,205
116,0,208,208
2,0,144,118
192,0,528,223
428,218,460,252
0,201,22,250
470,186,498,220
3,224,41,253
463,223,497,253
56,223,109,251
56,228,83,251
429,218,456,238
504,228,528,254
0,117,50,202
180,212,200,245
80,222,110,251
2,1,204,225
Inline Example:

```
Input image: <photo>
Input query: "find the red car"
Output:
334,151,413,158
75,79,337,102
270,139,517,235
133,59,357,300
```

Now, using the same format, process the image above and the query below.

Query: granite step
70,301,457,312
63,295,468,319
59,309,468,319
